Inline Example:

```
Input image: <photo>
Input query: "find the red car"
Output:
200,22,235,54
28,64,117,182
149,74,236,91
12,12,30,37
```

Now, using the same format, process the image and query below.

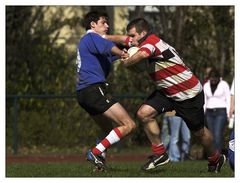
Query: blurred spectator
161,111,191,162
203,68,230,153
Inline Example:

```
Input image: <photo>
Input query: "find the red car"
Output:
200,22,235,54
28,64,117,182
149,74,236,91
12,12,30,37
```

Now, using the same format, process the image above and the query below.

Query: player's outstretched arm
111,46,129,59
122,50,149,67
103,35,132,47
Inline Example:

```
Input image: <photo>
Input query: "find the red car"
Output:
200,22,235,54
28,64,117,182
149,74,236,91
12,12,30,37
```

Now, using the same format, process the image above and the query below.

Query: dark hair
83,11,109,30
126,18,151,34
208,67,221,78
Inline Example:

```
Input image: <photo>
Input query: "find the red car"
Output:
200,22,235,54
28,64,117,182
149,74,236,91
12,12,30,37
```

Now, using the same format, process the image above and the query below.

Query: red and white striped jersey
139,34,202,101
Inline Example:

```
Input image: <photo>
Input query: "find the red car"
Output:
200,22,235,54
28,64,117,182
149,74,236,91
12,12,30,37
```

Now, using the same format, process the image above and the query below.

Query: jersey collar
138,30,154,45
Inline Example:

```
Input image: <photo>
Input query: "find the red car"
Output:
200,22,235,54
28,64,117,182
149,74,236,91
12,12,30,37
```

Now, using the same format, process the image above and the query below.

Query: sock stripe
101,138,111,148
208,150,220,164
93,143,105,155
92,128,123,155
106,130,120,144
113,127,122,138
92,147,101,155
152,143,166,155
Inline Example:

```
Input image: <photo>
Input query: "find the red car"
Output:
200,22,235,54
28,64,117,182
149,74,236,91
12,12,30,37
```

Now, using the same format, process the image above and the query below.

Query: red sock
151,143,166,155
92,128,122,155
208,150,220,164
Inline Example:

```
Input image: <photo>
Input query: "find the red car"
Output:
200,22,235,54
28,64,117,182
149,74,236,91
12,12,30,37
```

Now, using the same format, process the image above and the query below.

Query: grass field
6,160,234,177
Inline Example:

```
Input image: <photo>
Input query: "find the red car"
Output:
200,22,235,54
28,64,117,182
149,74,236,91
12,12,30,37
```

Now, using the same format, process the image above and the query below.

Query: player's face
127,27,146,46
92,17,109,35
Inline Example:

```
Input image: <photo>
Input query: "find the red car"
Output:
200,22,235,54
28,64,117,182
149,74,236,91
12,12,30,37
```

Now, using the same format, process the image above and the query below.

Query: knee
137,109,151,123
194,127,213,142
129,121,137,131
123,121,136,134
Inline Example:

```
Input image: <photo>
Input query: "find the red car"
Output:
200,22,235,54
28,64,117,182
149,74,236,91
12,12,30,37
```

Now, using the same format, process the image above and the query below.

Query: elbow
121,61,129,68
121,59,130,67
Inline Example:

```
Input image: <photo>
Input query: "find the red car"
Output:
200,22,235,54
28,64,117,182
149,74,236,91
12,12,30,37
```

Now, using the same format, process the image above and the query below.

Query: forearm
104,35,127,44
111,46,124,56
229,95,235,118
111,46,129,60
122,51,149,67
104,35,132,47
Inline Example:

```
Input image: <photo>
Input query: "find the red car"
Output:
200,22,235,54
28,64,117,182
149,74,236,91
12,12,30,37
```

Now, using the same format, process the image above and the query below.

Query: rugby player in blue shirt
76,11,136,171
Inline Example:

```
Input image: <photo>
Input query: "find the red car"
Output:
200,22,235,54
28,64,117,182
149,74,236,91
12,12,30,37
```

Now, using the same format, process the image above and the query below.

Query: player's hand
120,49,129,59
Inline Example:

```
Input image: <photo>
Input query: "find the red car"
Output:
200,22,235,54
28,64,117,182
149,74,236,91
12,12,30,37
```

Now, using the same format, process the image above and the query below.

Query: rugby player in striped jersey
121,18,226,173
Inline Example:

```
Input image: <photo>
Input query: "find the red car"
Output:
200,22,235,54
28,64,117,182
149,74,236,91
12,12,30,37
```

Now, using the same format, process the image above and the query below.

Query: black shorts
144,90,205,131
76,83,117,116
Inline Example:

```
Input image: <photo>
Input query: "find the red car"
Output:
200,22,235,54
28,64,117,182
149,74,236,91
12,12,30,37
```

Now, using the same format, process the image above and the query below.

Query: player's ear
90,21,96,28
141,31,147,37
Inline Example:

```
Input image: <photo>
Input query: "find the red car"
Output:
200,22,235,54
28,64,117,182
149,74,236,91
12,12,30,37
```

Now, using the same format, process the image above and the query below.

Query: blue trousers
205,109,227,152
162,116,191,162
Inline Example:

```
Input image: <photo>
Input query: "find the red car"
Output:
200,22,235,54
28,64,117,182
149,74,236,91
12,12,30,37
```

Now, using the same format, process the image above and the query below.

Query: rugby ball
127,47,148,73
127,46,139,57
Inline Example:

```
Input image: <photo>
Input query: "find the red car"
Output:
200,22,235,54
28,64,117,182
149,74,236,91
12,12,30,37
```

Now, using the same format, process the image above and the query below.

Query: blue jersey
76,31,119,91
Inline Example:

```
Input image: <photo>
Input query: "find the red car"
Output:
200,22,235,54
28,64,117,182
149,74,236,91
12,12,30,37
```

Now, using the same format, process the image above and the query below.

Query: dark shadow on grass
106,165,169,177
140,168,168,174
106,166,129,172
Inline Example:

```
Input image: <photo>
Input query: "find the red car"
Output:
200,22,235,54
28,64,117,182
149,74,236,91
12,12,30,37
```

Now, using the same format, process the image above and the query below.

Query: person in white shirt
203,68,230,153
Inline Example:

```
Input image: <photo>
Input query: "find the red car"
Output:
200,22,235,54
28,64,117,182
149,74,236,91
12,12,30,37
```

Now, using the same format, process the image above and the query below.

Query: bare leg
87,102,136,170
91,102,136,156
92,115,114,135
137,104,170,171
93,102,136,136
194,126,215,155
103,102,136,135
137,104,161,145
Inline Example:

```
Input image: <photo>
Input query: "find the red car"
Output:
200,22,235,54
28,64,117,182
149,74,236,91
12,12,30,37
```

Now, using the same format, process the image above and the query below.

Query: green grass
6,160,234,177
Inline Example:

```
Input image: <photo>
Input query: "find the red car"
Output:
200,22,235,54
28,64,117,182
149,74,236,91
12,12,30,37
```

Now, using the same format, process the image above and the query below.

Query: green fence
6,94,146,155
